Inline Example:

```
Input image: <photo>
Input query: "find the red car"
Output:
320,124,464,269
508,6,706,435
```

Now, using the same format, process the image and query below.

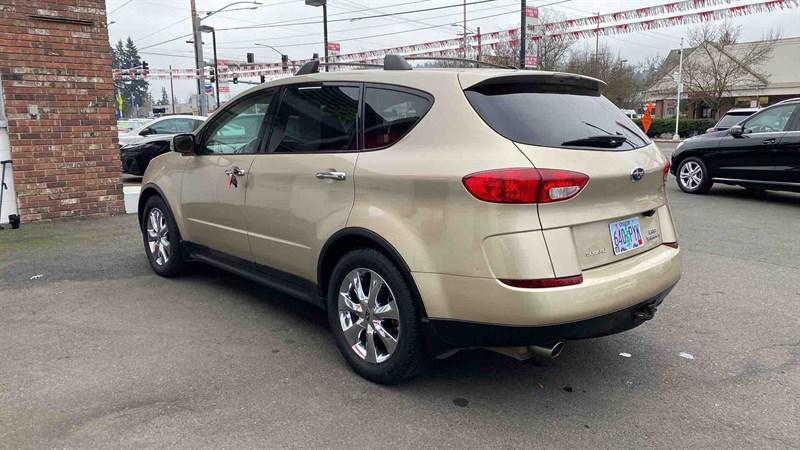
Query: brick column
0,1,123,222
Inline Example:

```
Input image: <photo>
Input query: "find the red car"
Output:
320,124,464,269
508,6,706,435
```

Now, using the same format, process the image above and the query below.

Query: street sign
525,54,538,68
327,42,340,54
525,6,539,18
204,84,214,96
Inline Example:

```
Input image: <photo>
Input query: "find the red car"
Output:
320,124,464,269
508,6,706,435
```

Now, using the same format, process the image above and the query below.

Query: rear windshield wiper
562,135,627,148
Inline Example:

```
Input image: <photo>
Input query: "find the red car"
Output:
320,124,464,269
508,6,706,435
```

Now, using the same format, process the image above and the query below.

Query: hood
120,133,176,150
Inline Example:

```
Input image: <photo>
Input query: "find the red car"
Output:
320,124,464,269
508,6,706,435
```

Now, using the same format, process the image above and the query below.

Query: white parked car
118,115,206,147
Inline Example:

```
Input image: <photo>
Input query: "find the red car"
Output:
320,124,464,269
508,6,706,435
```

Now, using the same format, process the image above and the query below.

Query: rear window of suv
465,83,650,151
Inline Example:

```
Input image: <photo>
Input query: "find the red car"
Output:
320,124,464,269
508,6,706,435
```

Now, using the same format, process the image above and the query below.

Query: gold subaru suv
139,58,681,384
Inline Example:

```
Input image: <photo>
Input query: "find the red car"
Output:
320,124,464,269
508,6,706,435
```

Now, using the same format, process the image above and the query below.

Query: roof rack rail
403,56,515,69
384,54,412,71
774,97,800,105
294,54,517,76
295,59,319,75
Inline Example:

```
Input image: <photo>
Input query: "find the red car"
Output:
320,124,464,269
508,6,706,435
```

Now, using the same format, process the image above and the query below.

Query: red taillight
500,275,584,289
663,241,679,249
462,168,540,203
662,160,671,184
462,168,589,204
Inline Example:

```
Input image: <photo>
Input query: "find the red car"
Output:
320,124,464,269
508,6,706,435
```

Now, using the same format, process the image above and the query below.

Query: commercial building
644,37,800,119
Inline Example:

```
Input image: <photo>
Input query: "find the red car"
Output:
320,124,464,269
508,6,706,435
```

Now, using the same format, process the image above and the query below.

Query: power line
108,0,136,15
139,0,501,51
215,0,520,47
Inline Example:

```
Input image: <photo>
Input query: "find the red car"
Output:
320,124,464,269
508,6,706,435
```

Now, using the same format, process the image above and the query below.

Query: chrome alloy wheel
338,268,401,364
679,161,703,190
146,208,171,266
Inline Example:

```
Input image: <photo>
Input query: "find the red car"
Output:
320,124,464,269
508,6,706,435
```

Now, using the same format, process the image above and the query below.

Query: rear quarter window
363,87,432,149
465,83,649,151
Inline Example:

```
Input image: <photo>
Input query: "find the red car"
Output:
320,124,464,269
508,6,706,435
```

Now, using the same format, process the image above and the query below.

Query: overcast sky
106,0,800,103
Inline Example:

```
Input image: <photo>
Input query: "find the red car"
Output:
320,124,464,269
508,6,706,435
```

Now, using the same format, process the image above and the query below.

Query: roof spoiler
463,72,606,94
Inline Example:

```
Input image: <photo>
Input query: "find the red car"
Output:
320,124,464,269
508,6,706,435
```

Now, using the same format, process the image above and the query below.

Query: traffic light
246,52,254,63
142,60,149,71
209,67,216,83
281,54,289,71
260,75,266,83
232,75,238,84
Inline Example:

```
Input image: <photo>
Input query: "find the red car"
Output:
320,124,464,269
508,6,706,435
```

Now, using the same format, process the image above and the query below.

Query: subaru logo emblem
631,167,645,182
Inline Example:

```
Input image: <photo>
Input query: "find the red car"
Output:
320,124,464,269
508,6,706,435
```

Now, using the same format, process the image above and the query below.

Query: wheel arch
317,227,428,318
138,184,175,231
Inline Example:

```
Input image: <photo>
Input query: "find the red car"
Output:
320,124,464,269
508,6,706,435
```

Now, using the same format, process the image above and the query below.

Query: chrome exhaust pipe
527,342,565,359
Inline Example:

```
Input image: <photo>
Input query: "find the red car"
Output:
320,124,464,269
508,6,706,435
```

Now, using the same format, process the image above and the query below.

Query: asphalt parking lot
2,143,799,448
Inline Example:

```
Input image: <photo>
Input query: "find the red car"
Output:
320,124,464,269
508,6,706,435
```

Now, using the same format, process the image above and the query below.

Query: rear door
180,89,276,260
710,104,796,182
462,74,667,271
774,106,800,184
245,83,360,282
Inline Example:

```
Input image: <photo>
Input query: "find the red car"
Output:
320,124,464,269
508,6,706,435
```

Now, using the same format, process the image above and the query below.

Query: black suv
671,98,800,194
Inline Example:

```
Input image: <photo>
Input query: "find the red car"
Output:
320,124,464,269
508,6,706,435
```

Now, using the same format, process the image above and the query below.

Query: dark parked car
706,107,759,133
120,134,175,176
671,98,800,194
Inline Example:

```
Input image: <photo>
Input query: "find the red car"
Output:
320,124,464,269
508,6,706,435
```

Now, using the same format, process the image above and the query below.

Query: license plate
609,217,644,255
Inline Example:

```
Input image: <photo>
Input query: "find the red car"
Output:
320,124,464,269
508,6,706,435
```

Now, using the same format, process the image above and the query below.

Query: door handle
762,138,777,144
224,166,246,177
315,171,347,181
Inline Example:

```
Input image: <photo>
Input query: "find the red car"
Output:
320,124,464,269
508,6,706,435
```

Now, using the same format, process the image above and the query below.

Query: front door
245,83,361,283
774,107,800,184
710,104,796,182
180,89,276,260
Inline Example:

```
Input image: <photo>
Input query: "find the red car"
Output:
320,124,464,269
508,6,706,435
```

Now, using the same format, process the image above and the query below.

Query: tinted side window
149,119,176,134
743,105,796,133
364,87,432,149
199,90,274,155
268,85,359,153
173,118,200,133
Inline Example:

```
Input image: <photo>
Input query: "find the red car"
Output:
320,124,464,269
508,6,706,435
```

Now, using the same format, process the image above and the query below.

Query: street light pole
477,26,481,62
673,37,684,141
201,25,220,109
190,0,207,115
305,0,328,71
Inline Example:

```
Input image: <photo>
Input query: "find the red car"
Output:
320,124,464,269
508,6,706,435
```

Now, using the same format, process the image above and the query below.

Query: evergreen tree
157,87,170,106
111,37,149,116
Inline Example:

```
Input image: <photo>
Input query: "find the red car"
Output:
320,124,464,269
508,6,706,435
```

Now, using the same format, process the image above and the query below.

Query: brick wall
0,1,123,222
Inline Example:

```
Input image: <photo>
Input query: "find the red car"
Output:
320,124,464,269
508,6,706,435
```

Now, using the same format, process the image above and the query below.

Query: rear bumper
413,244,681,328
425,285,673,347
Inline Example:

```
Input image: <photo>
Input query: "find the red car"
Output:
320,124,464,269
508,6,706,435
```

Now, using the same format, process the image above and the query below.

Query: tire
676,156,713,194
326,248,427,384
141,196,187,277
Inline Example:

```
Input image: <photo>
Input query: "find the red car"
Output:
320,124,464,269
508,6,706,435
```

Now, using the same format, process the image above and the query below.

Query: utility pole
463,0,467,58
594,12,600,78
169,65,176,114
673,37,684,141
190,0,207,116
477,26,481,62
519,0,526,68
323,2,329,71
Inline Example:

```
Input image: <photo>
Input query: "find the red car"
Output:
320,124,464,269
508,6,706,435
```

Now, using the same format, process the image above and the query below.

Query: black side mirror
729,125,744,137
172,134,196,155
139,127,154,136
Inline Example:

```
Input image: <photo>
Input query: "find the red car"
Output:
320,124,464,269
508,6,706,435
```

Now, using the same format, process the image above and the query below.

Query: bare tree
487,10,573,70
681,21,778,117
564,43,642,109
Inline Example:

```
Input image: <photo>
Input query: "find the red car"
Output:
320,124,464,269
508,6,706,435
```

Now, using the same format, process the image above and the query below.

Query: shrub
632,118,717,138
